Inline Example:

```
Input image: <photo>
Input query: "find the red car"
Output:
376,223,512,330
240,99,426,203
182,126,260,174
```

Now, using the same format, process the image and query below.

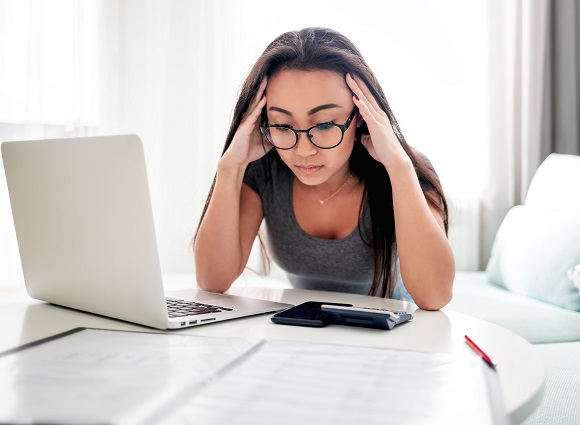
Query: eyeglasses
260,108,358,150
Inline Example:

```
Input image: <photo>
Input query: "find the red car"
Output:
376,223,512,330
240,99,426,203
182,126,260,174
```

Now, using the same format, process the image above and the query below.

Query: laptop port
189,320,197,325
200,318,216,323
180,322,186,326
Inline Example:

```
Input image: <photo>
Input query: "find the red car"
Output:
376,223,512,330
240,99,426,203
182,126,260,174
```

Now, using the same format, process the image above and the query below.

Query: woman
194,27,454,310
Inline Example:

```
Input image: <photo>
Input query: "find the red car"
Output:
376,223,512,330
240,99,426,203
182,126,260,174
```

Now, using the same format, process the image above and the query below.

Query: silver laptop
1,135,292,329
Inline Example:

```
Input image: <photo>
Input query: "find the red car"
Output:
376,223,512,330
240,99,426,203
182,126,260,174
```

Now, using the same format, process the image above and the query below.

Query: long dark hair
196,27,448,298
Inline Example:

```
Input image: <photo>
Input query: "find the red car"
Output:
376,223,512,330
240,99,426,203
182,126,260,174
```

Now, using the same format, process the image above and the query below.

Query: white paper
163,340,496,425
0,329,261,424
0,330,501,425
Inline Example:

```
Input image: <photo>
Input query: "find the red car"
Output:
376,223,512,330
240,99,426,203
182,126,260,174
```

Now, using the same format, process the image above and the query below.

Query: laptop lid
1,135,291,329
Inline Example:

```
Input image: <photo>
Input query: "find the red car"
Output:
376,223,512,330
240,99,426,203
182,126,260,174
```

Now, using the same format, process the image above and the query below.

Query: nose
293,132,317,157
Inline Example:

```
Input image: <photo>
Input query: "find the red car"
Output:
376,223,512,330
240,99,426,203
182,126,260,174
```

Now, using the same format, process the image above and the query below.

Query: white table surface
0,281,544,425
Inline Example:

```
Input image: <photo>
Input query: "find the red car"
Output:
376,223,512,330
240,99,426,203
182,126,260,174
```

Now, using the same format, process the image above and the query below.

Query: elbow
415,259,455,311
411,272,455,311
195,271,234,294
194,246,240,293
414,288,453,311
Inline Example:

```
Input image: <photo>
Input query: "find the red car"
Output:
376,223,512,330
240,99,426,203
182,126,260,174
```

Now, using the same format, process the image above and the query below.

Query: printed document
0,328,505,424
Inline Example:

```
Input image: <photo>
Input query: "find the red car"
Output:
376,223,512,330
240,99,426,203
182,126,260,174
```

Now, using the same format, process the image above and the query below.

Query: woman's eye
272,125,292,132
316,122,335,131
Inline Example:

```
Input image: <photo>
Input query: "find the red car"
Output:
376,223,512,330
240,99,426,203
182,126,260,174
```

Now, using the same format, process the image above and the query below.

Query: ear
356,112,364,128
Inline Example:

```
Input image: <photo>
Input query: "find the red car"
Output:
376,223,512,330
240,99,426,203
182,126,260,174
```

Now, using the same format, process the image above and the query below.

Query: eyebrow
268,103,343,116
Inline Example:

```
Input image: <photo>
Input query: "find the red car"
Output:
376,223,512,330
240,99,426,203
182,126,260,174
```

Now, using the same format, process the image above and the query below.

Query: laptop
1,135,292,329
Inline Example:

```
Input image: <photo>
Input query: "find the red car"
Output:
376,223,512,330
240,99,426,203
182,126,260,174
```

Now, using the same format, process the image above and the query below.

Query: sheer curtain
482,0,580,268
0,0,101,287
1,0,494,288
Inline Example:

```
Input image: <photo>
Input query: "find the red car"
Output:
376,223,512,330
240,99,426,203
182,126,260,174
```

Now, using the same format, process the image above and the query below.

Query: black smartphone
271,301,353,327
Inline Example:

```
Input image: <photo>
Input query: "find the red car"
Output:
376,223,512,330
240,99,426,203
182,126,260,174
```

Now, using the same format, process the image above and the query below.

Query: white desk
0,284,544,425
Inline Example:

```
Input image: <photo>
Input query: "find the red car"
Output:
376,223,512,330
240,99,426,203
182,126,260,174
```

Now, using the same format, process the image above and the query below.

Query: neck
310,171,354,205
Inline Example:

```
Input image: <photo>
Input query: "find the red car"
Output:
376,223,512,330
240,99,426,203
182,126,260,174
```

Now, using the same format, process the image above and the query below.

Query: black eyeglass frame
259,107,358,150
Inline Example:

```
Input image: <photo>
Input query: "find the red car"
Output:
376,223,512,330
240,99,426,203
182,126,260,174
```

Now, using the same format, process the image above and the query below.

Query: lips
295,165,322,174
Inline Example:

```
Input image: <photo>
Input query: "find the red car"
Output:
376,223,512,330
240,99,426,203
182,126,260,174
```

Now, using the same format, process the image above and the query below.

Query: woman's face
265,69,357,187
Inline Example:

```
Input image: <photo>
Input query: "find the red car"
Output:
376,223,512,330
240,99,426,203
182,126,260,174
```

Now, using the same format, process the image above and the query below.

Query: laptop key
165,298,234,318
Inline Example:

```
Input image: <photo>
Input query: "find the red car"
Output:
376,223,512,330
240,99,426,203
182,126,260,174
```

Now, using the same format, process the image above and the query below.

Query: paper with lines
0,328,260,425
0,329,504,425
164,340,501,425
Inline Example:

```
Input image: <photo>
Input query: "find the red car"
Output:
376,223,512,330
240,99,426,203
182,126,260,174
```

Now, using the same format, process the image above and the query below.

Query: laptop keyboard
166,298,234,318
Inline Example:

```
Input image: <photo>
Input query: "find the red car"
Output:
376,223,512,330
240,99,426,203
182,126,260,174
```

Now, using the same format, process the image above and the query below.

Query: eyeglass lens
265,124,343,149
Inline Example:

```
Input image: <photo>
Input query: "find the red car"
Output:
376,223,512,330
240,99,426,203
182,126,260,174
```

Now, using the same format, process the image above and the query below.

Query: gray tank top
244,153,410,299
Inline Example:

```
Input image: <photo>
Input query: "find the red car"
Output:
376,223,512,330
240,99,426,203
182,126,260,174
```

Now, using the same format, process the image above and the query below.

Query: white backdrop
0,0,489,288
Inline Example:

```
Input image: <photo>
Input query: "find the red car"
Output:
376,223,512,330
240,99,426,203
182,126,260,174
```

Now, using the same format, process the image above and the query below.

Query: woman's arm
194,78,270,292
346,73,454,310
388,158,455,310
194,161,264,292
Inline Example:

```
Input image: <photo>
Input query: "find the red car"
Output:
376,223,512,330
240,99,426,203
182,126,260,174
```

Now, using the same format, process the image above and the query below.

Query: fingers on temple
346,79,376,126
248,95,267,126
355,95,381,127
346,73,386,121
247,77,268,115
254,95,267,116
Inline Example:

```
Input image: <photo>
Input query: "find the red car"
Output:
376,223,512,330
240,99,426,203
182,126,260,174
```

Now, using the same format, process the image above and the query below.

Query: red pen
465,335,496,368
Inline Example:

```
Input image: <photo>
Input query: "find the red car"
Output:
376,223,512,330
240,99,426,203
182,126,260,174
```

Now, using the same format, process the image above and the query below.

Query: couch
446,153,580,424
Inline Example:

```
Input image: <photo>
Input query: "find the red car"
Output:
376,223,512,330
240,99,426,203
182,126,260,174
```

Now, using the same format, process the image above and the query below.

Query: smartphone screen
271,301,353,327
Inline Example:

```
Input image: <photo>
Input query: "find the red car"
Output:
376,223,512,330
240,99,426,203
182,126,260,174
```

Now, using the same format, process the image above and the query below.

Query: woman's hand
222,77,272,168
345,73,409,170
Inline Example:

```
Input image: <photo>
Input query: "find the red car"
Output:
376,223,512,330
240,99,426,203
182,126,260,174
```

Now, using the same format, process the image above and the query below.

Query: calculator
320,305,413,330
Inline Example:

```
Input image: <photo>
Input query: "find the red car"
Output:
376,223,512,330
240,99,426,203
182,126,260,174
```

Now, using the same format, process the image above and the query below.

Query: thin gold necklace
310,173,353,205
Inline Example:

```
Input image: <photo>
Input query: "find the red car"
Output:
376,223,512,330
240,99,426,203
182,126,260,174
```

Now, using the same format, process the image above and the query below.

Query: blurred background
1,0,578,289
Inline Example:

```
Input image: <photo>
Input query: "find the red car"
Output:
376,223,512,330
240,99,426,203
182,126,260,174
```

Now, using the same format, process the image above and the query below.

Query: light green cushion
448,272,580,344
524,153,580,210
486,205,580,311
